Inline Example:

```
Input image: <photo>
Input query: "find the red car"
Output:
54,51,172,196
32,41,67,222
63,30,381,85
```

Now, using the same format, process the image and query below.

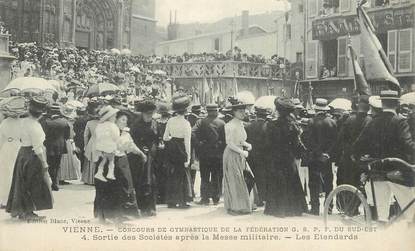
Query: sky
155,0,290,26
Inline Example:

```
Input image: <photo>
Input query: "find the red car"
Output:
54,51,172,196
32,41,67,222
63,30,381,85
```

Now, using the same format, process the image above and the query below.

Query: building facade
302,0,415,100
0,0,156,54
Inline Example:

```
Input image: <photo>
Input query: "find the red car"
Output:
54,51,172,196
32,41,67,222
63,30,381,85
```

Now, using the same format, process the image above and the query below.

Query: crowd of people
0,82,414,224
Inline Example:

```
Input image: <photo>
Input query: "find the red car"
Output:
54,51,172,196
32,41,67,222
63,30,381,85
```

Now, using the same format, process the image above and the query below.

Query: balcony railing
150,61,288,79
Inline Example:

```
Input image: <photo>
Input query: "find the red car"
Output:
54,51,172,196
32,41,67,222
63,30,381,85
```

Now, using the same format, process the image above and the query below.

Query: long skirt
0,140,21,205
81,159,96,185
59,140,81,181
6,147,53,217
165,138,193,205
264,158,306,217
94,156,139,221
223,147,254,214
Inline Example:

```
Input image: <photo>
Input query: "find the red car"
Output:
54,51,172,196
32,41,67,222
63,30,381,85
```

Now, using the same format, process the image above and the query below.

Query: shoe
94,173,107,182
25,212,46,220
106,173,116,180
196,199,209,205
59,181,70,185
167,204,178,209
51,184,59,191
178,203,191,209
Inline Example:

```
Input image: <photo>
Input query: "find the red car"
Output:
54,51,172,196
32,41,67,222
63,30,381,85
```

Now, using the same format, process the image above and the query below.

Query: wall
130,0,157,55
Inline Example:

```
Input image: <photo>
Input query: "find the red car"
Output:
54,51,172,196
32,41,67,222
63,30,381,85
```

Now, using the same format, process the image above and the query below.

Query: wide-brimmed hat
314,98,330,111
135,99,157,113
48,103,61,115
99,105,119,122
206,104,219,111
172,95,191,112
191,104,202,113
275,97,295,112
60,104,77,120
0,96,27,118
157,102,171,115
29,96,49,114
228,97,252,110
291,98,304,109
380,90,400,100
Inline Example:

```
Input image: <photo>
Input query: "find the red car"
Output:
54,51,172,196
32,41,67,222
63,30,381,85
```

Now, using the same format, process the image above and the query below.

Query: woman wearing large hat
264,97,307,217
0,97,26,208
222,97,255,215
6,96,53,220
163,94,193,208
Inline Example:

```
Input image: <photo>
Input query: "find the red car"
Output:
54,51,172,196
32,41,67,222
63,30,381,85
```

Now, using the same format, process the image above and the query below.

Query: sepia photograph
0,0,414,250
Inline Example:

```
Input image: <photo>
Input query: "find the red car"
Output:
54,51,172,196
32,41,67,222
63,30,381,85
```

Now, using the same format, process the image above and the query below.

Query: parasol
110,48,121,55
401,92,415,105
329,98,352,111
86,82,120,96
255,96,277,112
3,77,57,93
236,91,255,105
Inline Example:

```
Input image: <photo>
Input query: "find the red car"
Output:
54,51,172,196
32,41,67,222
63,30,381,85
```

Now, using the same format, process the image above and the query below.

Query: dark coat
41,115,70,156
192,115,226,160
308,113,337,160
264,115,306,217
73,114,91,150
353,111,415,163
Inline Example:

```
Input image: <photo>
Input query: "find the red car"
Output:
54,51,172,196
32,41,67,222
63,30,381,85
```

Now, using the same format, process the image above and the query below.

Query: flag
305,82,314,110
348,43,371,96
202,77,210,105
357,5,400,91
207,77,214,104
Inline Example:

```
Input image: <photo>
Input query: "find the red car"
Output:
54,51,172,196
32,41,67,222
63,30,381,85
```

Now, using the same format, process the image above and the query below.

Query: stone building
0,0,156,55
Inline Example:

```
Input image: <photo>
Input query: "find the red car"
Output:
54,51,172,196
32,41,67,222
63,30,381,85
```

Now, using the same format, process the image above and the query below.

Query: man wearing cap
336,96,372,189
40,104,71,191
245,107,270,206
192,104,226,205
308,98,337,215
129,99,158,216
353,90,415,223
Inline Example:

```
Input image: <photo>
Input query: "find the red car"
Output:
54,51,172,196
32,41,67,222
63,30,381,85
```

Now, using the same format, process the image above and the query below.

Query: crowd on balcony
152,46,289,66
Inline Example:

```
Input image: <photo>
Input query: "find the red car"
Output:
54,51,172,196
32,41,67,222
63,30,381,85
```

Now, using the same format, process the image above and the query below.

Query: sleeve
397,119,415,163
184,121,192,163
31,123,46,155
192,119,202,145
163,119,171,141
225,123,244,154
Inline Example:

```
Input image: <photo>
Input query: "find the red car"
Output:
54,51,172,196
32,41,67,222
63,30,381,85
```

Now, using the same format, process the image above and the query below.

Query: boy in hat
94,106,120,181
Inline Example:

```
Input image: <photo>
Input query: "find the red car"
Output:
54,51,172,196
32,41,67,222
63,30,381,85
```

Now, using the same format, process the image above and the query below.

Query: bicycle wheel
323,185,372,227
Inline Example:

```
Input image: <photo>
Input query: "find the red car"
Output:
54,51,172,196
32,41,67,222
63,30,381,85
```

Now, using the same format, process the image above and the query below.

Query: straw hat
98,105,119,122
314,98,330,111
60,104,77,120
0,96,27,118
172,95,191,112
275,97,295,112
29,96,49,114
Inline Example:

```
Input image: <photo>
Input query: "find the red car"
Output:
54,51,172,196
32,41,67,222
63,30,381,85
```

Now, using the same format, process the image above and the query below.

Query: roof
132,14,157,23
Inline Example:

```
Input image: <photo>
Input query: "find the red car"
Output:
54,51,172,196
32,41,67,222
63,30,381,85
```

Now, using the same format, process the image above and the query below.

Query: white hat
99,105,119,122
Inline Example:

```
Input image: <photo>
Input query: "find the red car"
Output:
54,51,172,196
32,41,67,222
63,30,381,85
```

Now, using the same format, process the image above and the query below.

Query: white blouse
225,118,247,154
20,117,46,155
163,115,192,162
0,117,22,149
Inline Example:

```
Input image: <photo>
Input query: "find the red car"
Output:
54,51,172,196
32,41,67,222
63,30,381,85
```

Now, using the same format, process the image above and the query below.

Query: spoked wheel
323,185,372,227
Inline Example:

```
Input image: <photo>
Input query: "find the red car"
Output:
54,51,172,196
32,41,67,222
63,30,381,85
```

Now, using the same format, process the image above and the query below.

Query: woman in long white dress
0,97,26,207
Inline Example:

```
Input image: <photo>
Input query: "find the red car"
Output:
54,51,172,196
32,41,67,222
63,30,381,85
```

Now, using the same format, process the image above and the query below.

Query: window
214,38,220,51
337,36,348,76
309,0,317,17
339,0,351,12
296,52,303,63
387,30,397,72
286,24,292,40
398,28,412,72
298,4,304,13
306,41,319,78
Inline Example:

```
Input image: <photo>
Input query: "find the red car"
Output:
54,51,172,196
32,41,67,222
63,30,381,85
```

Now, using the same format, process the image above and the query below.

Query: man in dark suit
41,104,70,191
192,104,226,205
353,90,415,223
245,107,270,206
308,98,337,215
